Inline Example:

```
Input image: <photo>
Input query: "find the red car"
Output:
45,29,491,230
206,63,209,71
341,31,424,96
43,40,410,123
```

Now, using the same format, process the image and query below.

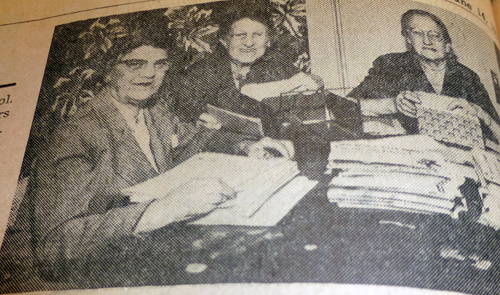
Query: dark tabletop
59,178,500,294
1,168,500,294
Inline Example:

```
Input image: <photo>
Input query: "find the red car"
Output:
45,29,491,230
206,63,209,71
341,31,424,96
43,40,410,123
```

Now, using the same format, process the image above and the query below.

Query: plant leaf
53,77,72,88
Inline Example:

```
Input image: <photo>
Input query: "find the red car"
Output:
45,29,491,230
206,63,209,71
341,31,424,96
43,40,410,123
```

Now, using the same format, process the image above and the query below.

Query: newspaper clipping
1,0,500,294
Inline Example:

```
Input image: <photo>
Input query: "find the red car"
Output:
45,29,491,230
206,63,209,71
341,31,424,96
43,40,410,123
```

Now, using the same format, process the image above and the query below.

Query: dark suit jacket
172,48,300,138
348,51,500,135
30,88,202,273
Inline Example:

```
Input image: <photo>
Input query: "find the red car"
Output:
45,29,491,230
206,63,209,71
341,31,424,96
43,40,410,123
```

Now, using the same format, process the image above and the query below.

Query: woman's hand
239,137,294,159
197,113,222,130
395,91,421,117
287,72,324,93
240,72,323,102
134,178,236,234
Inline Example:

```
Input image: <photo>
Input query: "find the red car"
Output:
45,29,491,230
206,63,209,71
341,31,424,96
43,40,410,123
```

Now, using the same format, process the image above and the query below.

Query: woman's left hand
287,72,324,93
239,137,295,160
240,72,324,102
446,98,478,117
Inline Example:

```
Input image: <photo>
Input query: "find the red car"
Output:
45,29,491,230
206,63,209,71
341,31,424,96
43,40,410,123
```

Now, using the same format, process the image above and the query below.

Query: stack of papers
472,148,500,185
327,135,469,216
328,169,463,215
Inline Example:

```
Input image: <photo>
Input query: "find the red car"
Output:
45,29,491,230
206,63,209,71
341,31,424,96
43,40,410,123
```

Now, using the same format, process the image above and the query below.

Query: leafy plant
271,0,306,38
51,67,97,119
164,6,219,68
78,18,128,60
270,0,309,72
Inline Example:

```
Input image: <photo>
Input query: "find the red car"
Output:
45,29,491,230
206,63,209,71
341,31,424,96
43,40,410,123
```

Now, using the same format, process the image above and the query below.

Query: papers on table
330,172,451,197
472,148,500,185
328,134,472,165
328,134,446,168
192,176,318,226
329,188,456,215
123,153,316,226
327,135,471,217
327,168,464,215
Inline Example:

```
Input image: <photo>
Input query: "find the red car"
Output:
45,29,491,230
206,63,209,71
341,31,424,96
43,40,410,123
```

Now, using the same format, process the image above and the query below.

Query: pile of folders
326,135,470,217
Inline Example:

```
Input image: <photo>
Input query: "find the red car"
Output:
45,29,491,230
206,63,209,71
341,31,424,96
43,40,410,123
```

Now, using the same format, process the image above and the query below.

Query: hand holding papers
395,90,420,117
134,178,236,234
395,91,480,118
206,104,264,137
123,153,316,227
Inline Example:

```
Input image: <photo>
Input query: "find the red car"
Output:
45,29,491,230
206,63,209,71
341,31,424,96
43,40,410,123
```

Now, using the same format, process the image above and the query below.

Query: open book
2,0,500,295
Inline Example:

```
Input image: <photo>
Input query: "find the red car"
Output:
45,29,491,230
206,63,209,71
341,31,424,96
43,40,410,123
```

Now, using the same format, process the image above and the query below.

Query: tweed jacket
30,88,201,272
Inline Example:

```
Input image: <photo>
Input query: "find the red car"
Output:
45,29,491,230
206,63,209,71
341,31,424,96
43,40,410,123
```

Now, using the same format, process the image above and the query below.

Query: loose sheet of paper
123,153,302,219
191,176,318,226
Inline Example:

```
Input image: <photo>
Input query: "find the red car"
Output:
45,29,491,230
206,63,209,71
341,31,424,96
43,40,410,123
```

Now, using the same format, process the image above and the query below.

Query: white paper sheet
191,176,318,226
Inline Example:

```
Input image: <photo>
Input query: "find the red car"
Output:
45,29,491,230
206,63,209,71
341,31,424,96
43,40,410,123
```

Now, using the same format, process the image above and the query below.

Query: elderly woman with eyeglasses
348,9,500,142
173,7,322,146
30,28,242,279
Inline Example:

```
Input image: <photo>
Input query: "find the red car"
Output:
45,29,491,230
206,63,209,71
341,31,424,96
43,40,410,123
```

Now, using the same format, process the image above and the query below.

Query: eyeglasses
118,59,171,72
230,31,267,41
408,28,444,43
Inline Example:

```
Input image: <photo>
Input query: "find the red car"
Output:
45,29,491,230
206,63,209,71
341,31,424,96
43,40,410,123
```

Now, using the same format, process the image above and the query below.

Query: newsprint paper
2,0,500,294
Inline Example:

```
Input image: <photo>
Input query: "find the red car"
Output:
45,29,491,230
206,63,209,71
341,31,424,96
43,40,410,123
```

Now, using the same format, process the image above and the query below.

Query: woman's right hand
134,178,236,234
395,91,421,117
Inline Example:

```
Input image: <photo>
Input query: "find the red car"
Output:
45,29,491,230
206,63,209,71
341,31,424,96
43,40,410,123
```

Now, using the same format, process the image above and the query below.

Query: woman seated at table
348,9,500,144
30,26,288,279
173,7,322,140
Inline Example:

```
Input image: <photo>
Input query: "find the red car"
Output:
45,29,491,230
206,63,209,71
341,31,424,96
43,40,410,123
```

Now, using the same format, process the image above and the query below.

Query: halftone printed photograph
1,0,500,294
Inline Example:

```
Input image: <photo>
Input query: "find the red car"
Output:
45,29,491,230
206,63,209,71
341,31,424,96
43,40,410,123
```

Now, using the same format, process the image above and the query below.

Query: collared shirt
112,99,159,172
230,62,251,89
420,60,446,95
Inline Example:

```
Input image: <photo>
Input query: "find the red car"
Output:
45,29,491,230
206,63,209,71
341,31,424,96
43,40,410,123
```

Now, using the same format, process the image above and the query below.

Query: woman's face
406,15,450,61
222,18,270,66
109,45,169,103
